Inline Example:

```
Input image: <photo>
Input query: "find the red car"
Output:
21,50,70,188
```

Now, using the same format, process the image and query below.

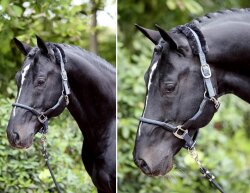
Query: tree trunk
90,0,98,54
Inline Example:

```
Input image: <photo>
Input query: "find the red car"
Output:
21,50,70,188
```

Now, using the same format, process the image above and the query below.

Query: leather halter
12,46,70,134
139,26,220,149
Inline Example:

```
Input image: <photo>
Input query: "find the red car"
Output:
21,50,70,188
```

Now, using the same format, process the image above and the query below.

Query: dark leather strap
56,47,70,95
12,103,41,116
182,98,212,129
12,103,49,134
139,98,213,148
200,167,225,193
139,117,196,149
43,94,68,117
139,117,176,132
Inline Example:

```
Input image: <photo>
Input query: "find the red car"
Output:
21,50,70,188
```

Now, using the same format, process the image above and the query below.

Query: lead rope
188,147,225,193
41,135,62,193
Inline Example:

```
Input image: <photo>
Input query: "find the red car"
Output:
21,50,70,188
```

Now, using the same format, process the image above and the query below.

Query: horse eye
36,78,46,86
162,83,176,94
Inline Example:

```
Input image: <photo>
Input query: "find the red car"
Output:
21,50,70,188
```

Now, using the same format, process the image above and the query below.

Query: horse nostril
137,158,151,174
13,131,20,141
140,159,147,168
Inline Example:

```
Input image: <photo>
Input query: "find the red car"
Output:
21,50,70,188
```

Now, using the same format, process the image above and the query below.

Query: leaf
38,169,50,181
12,5,23,17
166,0,176,10
0,0,9,11
183,0,203,15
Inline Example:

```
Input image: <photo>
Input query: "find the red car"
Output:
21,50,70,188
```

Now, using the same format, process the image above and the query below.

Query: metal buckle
173,126,188,139
38,114,48,123
201,64,211,78
210,97,220,110
61,70,68,81
64,95,69,106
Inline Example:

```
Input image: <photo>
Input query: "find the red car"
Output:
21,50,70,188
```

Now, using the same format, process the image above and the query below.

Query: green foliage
118,1,250,192
0,0,114,192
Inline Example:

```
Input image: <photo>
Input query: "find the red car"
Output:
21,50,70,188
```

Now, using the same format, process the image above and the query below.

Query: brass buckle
38,114,48,123
173,126,188,139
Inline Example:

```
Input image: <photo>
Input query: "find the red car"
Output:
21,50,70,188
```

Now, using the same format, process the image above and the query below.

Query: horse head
7,36,69,149
133,25,218,176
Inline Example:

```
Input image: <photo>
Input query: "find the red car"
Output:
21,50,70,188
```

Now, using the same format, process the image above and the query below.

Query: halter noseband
12,46,70,134
139,26,220,149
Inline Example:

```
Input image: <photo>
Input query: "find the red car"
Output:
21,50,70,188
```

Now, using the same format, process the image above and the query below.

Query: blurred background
118,1,250,193
0,0,115,192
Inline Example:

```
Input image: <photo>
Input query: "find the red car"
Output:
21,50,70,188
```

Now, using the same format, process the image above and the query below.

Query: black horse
134,8,250,177
6,36,116,193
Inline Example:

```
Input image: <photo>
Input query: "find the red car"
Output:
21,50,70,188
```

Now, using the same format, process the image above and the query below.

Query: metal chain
41,134,47,156
188,147,203,168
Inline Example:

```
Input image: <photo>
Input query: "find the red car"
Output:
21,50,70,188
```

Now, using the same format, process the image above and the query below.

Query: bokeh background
118,1,250,193
0,0,115,192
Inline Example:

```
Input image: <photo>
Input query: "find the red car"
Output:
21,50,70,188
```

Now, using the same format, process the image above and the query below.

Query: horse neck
63,48,116,146
201,19,250,103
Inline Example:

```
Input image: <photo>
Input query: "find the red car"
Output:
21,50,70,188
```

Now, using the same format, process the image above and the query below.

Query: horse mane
53,43,115,75
171,8,250,55
173,24,208,55
191,8,250,25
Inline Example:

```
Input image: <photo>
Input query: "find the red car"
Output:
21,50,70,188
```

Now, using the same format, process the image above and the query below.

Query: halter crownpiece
12,44,70,134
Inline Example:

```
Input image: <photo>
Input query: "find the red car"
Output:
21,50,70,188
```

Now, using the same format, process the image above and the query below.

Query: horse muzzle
134,153,174,176
7,121,35,149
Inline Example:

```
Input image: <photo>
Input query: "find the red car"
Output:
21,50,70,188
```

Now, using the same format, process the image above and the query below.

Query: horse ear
135,24,161,45
36,35,48,54
13,38,32,56
155,24,178,49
